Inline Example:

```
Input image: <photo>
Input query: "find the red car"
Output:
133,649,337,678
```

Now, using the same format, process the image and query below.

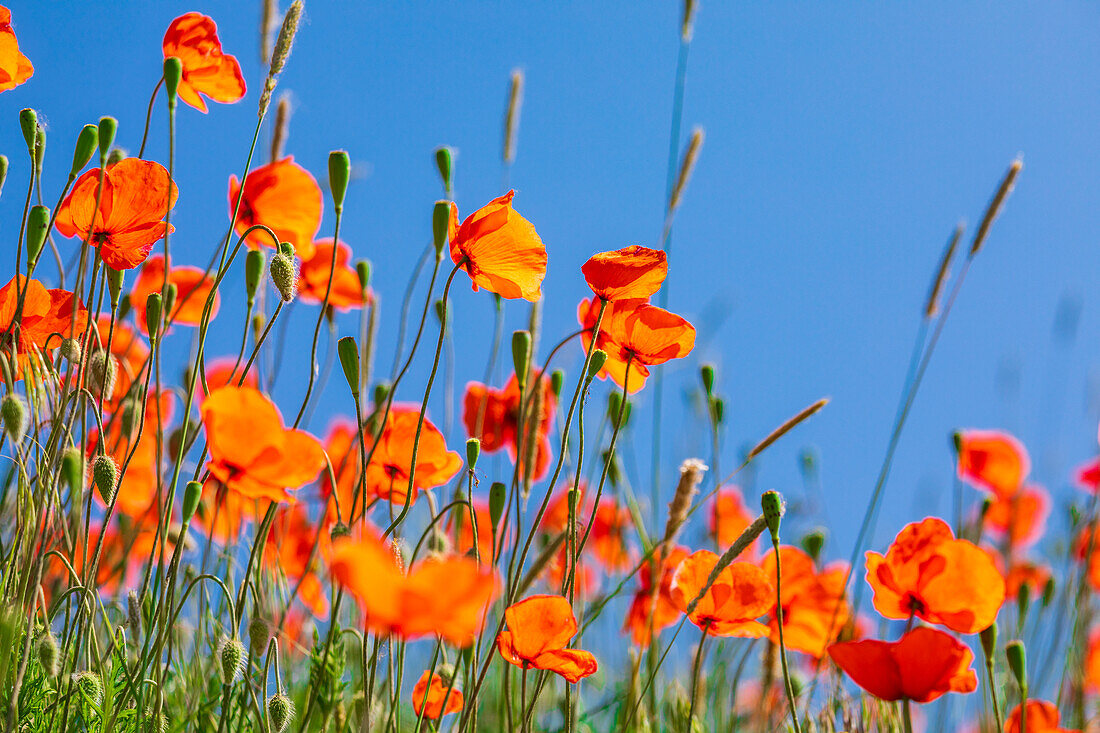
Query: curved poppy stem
138,76,164,160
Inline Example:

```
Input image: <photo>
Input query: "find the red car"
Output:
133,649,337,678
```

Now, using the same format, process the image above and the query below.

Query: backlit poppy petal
0,6,33,93
582,245,667,301
162,13,246,112
230,157,323,259
412,671,463,719
449,191,547,301
957,429,1029,498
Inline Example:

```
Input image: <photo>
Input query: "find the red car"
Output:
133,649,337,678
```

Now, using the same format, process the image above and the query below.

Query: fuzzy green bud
799,528,826,563
761,490,784,543
19,108,37,156
356,260,371,296
58,338,82,364
163,57,183,107
267,692,293,733
92,454,118,503
25,205,49,272
550,369,564,397
1,394,26,444
270,251,297,302
435,146,454,192
97,117,117,160
61,446,83,495
700,364,715,396
1005,640,1027,691
1016,583,1031,623
106,267,124,309
218,637,245,685
145,292,163,338
489,481,507,530
432,200,451,260
466,438,480,469
127,590,143,641
979,623,997,660
74,671,103,705
181,480,202,526
328,150,350,210
70,124,98,177
511,330,531,388
337,336,360,397
36,632,59,678
587,349,608,380
249,616,270,656
107,147,126,166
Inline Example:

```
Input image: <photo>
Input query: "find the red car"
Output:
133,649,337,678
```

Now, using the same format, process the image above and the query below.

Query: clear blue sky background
3,0,1100,673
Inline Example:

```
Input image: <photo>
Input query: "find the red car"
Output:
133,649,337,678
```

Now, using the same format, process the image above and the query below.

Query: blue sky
4,1,1100,613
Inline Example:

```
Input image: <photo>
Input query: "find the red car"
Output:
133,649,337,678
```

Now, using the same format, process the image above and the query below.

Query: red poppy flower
162,13,246,113
587,500,634,572
582,245,667,301
670,550,774,637
624,545,690,645
0,276,88,380
1074,527,1100,591
265,504,327,618
201,386,325,503
828,626,977,703
1003,700,1077,733
761,547,849,658
0,6,33,93
297,239,371,310
957,429,1029,498
463,368,557,482
866,517,1005,634
363,406,462,506
710,486,758,559
229,157,322,260
412,671,463,720
1075,457,1100,493
497,595,598,682
448,191,546,301
330,533,498,644
129,255,218,334
983,485,1050,549
578,296,695,394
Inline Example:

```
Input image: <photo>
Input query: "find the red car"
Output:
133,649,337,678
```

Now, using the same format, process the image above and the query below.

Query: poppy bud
107,147,126,166
356,260,371,295
799,528,826,562
550,369,564,397
511,330,531,389
88,353,117,398
1005,640,1027,691
181,480,202,526
712,397,725,425
0,155,7,196
489,481,507,530
466,438,480,469
435,146,454,192
92,454,118,503
97,116,117,160
25,205,49,273
117,293,132,320
434,298,448,325
700,364,715,396
19,108,36,156
70,124,98,178
34,125,44,170
145,292,163,339
164,57,183,108
249,616,270,656
252,312,265,342
1041,577,1055,607
61,446,83,495
978,625,998,668
587,349,608,380
267,692,293,733
218,637,245,685
167,418,197,458
1016,583,1030,623
338,336,360,397
799,447,818,477
74,671,103,705
372,382,390,408
330,522,349,542
951,430,963,455
278,241,295,258
328,150,350,211
270,251,297,302
1,394,26,444
36,633,59,678
127,590,143,641
761,490,784,543
106,267,124,309
432,201,451,261
162,283,178,328
245,249,265,303
608,392,622,421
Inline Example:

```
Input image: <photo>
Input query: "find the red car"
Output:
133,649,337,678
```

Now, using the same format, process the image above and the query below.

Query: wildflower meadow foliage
0,2,1093,732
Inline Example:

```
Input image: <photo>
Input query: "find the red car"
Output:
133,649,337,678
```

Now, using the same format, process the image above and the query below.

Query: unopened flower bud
489,481,507,531
19,108,37,156
70,124,98,177
107,147,126,166
328,150,350,211
356,260,371,296
434,298,448,325
0,155,7,197
97,117,117,160
700,364,715,396
761,490,785,543
162,283,178,327
1,394,27,444
106,267,124,310
712,397,725,424
34,125,45,170
249,616,270,656
466,438,480,469
432,201,451,260
36,632,59,678
1005,640,1027,691
337,336,360,397
145,293,163,339
278,241,295,258
435,146,454,192
117,293,132,320
164,57,183,107
245,249,265,303
979,623,997,660
550,369,564,397
1042,577,1055,607
587,349,608,380
330,522,350,541
267,692,293,733
372,382,390,408
74,671,102,705
218,637,245,685
269,251,297,302
25,205,49,273
127,590,144,640
181,480,202,525
92,454,118,503
61,446,83,495
511,330,531,388
799,528,826,563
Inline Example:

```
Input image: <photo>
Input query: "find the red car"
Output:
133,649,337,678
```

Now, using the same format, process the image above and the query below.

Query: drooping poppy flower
497,595,598,682
162,13,246,113
363,406,462,506
983,485,1050,549
865,517,1005,634
0,275,88,379
198,355,258,404
87,317,149,410
297,239,371,310
670,550,774,637
827,626,977,703
710,486,758,559
265,504,327,618
229,157,322,259
1003,700,1077,733
0,6,33,93
578,296,695,394
582,245,668,301
201,386,325,503
448,191,546,301
957,429,1029,498
1074,457,1100,493
129,255,218,334
463,368,557,482
761,546,849,658
55,159,178,270
412,671,463,720
624,545,690,645
329,533,498,644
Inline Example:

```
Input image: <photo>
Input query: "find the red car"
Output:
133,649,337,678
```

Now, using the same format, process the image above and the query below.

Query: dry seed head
748,398,828,460
503,68,524,164
668,126,704,213
389,539,404,573
267,692,293,733
36,632,59,678
218,637,246,685
1,393,27,444
970,157,1023,256
269,251,298,302
662,458,707,546
271,94,291,163
681,0,698,42
260,0,303,114
260,0,278,64
924,223,963,319
92,454,118,503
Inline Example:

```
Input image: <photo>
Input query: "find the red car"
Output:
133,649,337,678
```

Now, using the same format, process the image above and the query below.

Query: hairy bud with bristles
267,692,293,733
218,637,245,685
74,671,103,705
86,351,118,398
92,454,118,503
269,251,297,302
58,337,82,364
249,616,270,657
127,590,143,641
1,394,27,444
61,446,83,495
36,632,59,678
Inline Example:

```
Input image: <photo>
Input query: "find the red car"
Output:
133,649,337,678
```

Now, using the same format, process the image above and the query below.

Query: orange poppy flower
670,550,774,637
297,239,371,310
1000,559,1050,601
330,533,498,644
0,6,33,93
265,504,327,618
448,191,546,301
578,296,695,394
1087,632,1100,694
162,13,246,113
129,255,218,334
827,626,977,703
198,356,258,404
761,547,849,658
957,429,1029,498
412,671,463,720
363,406,462,506
587,500,634,572
710,486,758,559
229,157,322,260
55,158,178,271
1004,700,1077,733
463,369,557,482
582,245,668,301
1075,457,1100,493
866,517,1005,634
983,485,1050,549
497,595,598,682
201,386,325,503
624,545,690,645
0,275,88,379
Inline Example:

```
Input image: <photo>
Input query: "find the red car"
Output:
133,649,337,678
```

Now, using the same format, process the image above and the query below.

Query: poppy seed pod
36,633,59,678
163,56,183,107
181,480,202,526
92,454,118,503
337,336,360,397
19,108,36,156
435,146,454,192
356,260,371,295
269,251,297,302
432,201,451,261
489,481,507,530
328,150,350,211
550,369,564,397
761,490,784,543
1,394,26,444
587,349,608,380
61,446,83,495
465,438,480,469
267,692,293,733
218,637,245,685
106,267,124,310
25,205,49,272
700,364,715,396
511,330,531,389
245,249,265,303
87,353,117,397
1005,640,1027,691
97,117,117,160
145,293,163,338
70,124,98,178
